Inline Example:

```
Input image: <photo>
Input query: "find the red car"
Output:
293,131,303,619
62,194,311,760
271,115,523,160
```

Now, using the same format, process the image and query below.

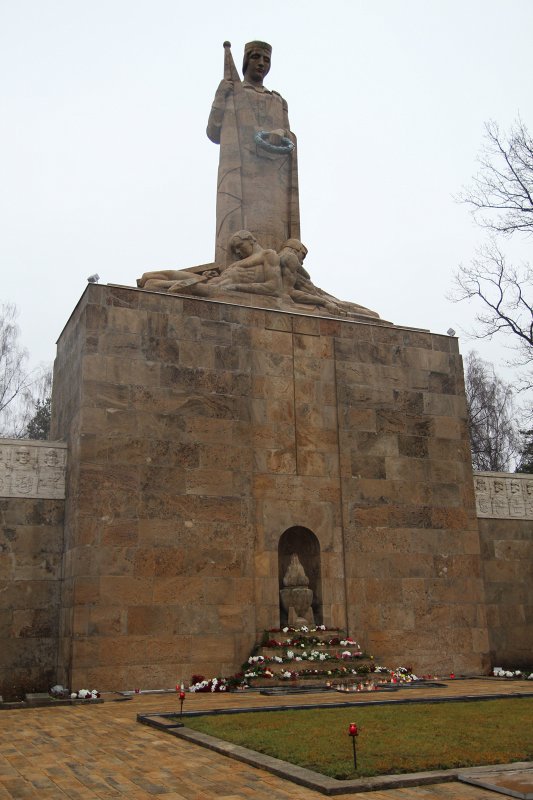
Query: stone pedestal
50,283,488,690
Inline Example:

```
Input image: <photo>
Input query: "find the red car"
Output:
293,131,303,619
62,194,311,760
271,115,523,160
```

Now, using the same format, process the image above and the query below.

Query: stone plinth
50,284,488,690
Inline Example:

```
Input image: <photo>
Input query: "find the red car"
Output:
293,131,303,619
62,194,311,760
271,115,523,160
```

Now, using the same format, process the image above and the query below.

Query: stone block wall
50,284,488,690
0,497,64,700
479,517,533,667
334,326,489,674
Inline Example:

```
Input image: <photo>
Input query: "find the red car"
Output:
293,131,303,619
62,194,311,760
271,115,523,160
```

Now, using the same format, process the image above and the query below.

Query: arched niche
278,526,322,626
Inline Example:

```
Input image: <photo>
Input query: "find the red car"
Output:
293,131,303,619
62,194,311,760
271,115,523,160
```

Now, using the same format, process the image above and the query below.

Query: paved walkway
0,679,531,799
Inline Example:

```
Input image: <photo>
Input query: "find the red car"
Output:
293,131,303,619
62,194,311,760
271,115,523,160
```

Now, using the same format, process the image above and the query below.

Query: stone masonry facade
3,285,532,697
45,283,489,691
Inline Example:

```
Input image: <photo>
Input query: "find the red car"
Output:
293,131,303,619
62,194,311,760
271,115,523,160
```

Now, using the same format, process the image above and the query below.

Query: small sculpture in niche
280,553,315,627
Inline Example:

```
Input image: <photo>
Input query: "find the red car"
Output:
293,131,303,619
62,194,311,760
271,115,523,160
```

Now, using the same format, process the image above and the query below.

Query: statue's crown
244,41,272,55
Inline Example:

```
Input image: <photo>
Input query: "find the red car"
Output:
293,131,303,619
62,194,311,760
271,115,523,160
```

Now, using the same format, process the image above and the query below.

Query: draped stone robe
207,79,300,264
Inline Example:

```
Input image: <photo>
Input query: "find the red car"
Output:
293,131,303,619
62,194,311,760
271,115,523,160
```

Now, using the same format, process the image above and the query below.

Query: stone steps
244,628,377,688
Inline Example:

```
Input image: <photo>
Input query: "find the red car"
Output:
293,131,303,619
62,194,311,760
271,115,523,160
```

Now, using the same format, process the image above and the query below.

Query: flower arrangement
71,689,100,700
389,666,419,683
267,625,328,634
188,675,229,693
493,667,533,679
49,684,100,700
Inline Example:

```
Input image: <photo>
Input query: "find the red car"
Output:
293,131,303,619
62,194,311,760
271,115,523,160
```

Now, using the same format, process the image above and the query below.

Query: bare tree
0,303,52,438
459,118,533,237
453,119,533,387
465,351,519,471
454,241,533,378
0,303,31,436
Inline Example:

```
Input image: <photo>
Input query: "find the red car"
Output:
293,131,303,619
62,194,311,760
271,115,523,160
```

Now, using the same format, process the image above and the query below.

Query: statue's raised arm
207,41,300,265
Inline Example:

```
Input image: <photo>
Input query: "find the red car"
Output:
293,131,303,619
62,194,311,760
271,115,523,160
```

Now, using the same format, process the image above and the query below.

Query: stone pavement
0,679,531,799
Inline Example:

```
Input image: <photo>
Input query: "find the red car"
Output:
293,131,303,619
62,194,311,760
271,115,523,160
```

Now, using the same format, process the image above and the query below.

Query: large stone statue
207,41,300,264
135,39,382,322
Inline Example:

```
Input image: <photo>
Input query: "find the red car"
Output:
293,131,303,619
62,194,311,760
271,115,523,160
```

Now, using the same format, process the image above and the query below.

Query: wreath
254,130,295,155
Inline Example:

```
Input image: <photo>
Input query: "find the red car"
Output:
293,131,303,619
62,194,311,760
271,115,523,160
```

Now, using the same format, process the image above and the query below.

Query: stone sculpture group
137,40,379,321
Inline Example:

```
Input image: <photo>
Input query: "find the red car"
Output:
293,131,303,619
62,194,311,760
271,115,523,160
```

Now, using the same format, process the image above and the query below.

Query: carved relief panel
474,471,533,520
0,440,67,499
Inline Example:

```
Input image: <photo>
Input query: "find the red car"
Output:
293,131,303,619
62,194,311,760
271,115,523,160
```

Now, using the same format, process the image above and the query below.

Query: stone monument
45,39,490,692
137,41,379,321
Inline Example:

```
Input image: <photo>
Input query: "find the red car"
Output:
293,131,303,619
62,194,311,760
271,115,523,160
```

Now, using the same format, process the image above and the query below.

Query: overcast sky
1,0,532,395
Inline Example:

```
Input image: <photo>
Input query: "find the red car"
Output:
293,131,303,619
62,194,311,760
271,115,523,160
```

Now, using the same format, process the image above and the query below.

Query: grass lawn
183,698,533,779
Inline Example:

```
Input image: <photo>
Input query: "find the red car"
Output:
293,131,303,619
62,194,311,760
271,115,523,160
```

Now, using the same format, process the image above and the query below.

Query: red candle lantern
178,686,186,717
348,722,358,769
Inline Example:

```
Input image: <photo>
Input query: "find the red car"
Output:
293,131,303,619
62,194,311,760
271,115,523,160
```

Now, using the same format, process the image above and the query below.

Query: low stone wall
0,497,64,699
479,517,533,668
0,441,66,700
474,472,533,668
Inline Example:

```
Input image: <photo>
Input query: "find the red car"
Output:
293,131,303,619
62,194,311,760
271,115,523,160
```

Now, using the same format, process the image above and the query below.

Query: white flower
301,626,309,633
319,653,326,661
274,656,283,663
295,657,302,661
282,627,289,632
286,650,294,659
342,650,351,657
282,670,292,679
70,692,77,699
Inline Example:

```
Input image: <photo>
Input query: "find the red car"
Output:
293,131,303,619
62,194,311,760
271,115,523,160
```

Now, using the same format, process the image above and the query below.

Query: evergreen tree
25,397,51,440
515,429,533,474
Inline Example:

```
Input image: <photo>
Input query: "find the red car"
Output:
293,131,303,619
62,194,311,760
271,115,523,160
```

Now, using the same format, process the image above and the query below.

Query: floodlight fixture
87,273,100,284
447,328,456,337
